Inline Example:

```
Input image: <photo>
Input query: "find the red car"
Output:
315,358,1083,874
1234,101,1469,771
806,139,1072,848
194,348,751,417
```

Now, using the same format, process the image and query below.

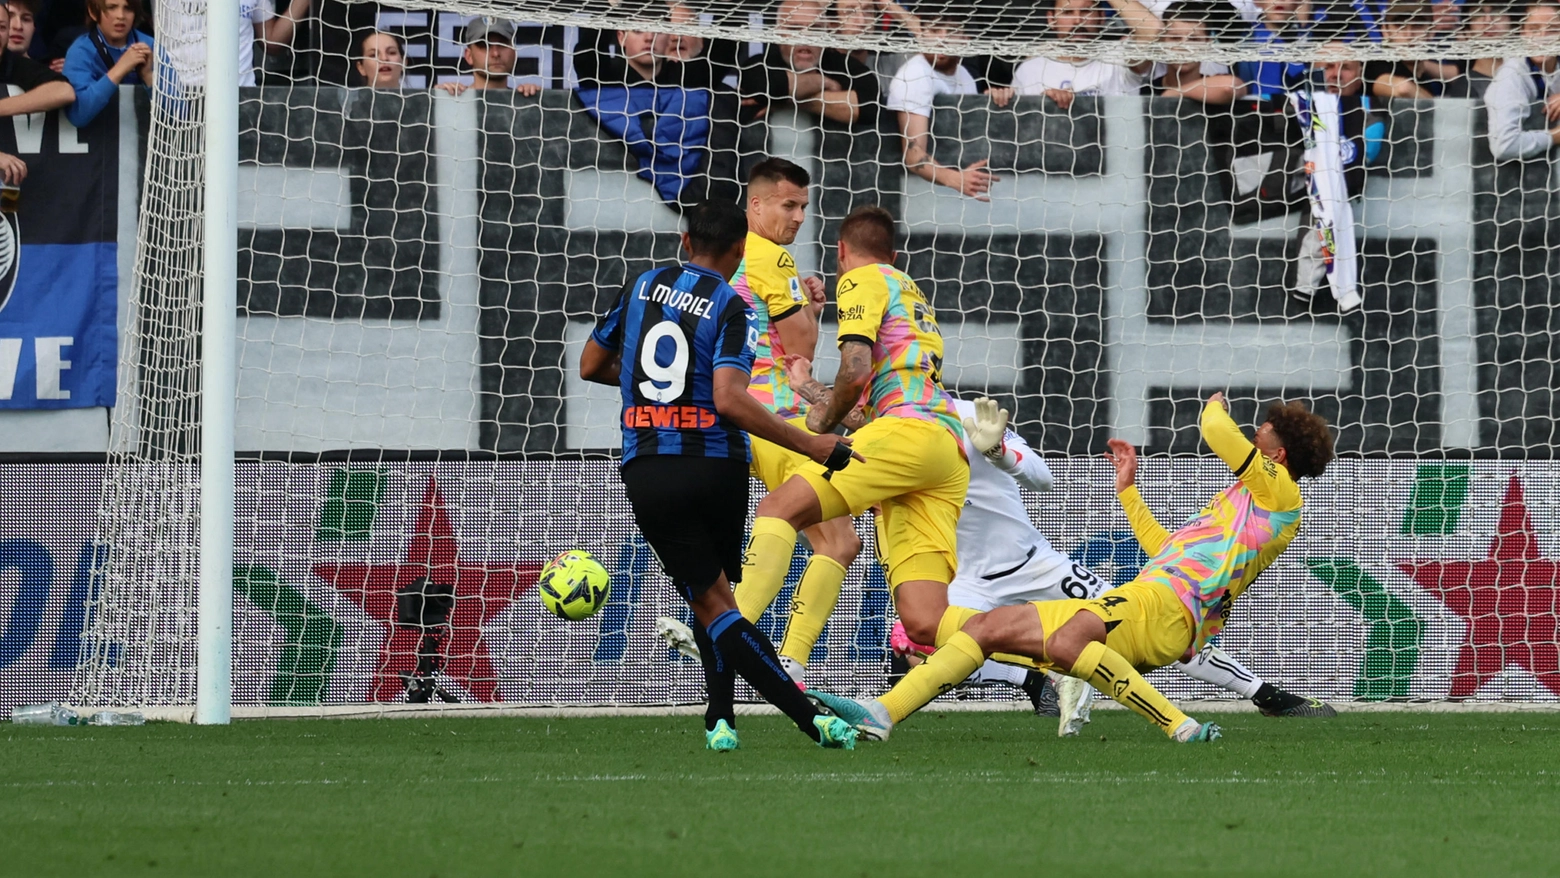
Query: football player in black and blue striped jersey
580,199,860,752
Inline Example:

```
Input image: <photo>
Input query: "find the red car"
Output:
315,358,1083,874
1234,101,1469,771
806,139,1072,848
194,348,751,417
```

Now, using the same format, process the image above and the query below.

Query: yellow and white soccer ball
537,550,611,620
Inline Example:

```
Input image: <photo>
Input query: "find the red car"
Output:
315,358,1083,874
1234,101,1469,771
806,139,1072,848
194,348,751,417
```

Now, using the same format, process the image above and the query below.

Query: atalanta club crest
0,211,18,315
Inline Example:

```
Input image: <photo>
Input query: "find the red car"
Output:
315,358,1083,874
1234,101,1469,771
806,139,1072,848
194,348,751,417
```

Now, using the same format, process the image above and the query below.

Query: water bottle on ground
89,710,146,726
10,704,84,725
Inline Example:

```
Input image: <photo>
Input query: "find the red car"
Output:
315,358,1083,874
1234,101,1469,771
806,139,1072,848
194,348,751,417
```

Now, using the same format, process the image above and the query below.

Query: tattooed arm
786,356,868,432
803,341,874,435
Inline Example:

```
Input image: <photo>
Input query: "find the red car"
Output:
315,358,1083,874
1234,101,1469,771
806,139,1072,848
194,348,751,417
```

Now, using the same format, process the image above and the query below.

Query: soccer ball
537,550,611,620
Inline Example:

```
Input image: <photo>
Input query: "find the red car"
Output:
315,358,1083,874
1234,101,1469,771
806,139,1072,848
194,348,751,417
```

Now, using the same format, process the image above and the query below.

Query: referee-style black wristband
824,441,854,472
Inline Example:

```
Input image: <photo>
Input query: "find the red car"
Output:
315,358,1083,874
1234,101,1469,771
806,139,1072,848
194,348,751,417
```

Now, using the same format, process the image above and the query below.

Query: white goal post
64,0,1560,721
198,0,241,726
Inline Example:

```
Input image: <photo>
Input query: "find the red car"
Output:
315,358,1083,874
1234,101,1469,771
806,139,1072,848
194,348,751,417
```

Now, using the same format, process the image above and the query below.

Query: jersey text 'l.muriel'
729,232,808,419
592,262,756,463
834,263,962,441
1119,401,1304,651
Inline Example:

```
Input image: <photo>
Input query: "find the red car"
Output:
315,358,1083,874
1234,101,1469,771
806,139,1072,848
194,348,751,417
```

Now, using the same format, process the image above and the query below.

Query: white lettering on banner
34,337,72,400
0,338,19,399
7,85,45,155
58,118,87,154
5,87,85,155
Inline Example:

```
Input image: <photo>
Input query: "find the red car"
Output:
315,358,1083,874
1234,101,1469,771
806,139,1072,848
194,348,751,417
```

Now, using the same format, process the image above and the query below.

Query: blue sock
711,613,821,742
691,619,734,732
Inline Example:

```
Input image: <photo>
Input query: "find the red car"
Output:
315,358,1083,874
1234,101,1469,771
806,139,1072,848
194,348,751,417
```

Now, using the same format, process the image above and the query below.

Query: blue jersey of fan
592,262,756,463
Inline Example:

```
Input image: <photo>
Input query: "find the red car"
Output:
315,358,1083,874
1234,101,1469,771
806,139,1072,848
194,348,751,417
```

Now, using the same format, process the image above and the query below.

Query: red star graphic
1400,475,1560,698
314,477,542,702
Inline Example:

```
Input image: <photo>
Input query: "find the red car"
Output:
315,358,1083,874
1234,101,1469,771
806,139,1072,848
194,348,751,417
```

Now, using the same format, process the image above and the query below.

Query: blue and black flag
0,88,118,408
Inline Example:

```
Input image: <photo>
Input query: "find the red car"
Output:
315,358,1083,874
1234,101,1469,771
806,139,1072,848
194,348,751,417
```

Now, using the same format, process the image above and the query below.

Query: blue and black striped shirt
592,262,756,463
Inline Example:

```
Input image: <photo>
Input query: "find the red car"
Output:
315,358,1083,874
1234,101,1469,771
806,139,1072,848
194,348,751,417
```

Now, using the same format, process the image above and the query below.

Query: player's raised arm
1200,393,1309,512
1105,438,1170,557
1200,392,1260,474
1106,0,1163,47
962,397,1054,492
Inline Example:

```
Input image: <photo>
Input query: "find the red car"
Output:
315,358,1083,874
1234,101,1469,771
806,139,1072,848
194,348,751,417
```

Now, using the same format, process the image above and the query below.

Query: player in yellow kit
719,157,862,685
746,204,978,726
814,392,1335,742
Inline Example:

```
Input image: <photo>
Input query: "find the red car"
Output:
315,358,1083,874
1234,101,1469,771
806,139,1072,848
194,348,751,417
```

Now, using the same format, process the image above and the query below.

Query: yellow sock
879,631,985,723
737,517,797,622
934,605,978,647
779,555,847,665
1070,641,1189,738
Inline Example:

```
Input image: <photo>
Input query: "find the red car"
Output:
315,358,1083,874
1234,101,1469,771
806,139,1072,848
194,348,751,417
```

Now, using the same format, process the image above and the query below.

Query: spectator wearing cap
353,29,405,89
62,0,152,128
1485,0,1560,161
1012,0,1163,109
886,16,1013,200
0,0,73,118
740,0,879,127
435,18,542,97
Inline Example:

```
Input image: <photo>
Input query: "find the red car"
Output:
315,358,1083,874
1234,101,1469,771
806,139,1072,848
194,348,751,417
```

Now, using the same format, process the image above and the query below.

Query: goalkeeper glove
962,397,1010,460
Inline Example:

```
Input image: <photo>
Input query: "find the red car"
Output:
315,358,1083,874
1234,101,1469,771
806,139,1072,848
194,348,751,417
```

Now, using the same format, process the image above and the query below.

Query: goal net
71,0,1560,715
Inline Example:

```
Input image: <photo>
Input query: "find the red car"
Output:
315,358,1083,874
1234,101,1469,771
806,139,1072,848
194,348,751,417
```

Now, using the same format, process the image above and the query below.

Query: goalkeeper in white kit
898,393,1336,734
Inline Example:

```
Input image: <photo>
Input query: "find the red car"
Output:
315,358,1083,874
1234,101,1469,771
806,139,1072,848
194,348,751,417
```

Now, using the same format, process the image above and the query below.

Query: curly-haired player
813,392,1336,743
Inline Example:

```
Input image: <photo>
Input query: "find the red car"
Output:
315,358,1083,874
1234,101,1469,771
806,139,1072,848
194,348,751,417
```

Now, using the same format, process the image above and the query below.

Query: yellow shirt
1118,400,1303,651
729,232,808,418
834,262,962,440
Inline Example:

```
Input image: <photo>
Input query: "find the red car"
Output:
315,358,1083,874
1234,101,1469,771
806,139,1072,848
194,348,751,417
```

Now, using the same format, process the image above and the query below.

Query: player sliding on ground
812,393,1335,742
723,157,862,685
740,205,980,721
851,393,1337,732
580,199,860,752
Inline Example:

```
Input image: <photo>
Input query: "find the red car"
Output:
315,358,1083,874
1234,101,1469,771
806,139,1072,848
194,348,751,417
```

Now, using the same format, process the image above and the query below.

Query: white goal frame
198,0,239,726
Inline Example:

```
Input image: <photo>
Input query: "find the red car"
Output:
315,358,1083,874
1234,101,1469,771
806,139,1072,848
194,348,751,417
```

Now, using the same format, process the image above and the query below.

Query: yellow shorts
796,417,968,589
1032,580,1195,672
749,416,812,491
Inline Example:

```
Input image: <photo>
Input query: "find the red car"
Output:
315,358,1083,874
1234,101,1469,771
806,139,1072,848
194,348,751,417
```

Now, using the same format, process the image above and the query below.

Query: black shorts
619,454,749,599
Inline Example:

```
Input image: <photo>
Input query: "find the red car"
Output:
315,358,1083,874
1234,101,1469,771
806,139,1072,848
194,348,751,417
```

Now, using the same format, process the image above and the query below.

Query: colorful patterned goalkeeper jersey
833,263,962,441
729,232,809,420
1120,401,1304,652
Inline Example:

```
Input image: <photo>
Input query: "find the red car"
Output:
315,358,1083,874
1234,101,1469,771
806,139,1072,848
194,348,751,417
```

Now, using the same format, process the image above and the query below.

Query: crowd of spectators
547,0,1560,206
0,0,1558,201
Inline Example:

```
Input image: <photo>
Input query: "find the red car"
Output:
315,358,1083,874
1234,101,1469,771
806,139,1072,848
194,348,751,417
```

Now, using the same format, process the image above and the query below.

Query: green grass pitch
4,710,1557,877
